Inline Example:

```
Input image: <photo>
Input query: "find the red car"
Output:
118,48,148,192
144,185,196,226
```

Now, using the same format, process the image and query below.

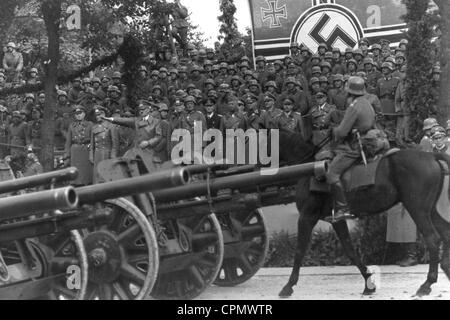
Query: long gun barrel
0,167,78,194
0,187,78,221
76,167,190,205
152,161,327,203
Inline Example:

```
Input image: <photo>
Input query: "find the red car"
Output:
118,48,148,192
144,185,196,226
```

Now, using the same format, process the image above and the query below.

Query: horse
276,131,450,298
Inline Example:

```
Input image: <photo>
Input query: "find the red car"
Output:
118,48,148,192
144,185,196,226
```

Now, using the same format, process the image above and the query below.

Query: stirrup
325,209,356,224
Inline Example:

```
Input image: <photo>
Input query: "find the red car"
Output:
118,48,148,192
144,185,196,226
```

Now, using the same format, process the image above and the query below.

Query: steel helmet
309,77,320,85
57,90,68,97
381,62,394,71
112,71,122,79
205,78,215,86
346,76,366,96
255,56,266,63
423,118,439,131
184,95,196,103
347,59,357,67
431,126,446,139
353,48,364,57
333,74,344,82
363,57,374,65
265,81,277,89
320,61,331,69
285,77,297,85
311,53,321,61
138,65,148,72
311,66,321,74
324,52,333,59
371,44,382,51
7,42,16,49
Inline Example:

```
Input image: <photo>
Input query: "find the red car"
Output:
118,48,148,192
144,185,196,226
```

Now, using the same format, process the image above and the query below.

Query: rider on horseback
325,76,376,223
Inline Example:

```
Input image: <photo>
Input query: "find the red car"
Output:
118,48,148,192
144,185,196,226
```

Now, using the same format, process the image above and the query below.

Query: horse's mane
278,131,316,165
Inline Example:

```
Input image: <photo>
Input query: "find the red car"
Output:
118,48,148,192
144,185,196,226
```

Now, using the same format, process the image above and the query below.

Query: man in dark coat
65,106,93,186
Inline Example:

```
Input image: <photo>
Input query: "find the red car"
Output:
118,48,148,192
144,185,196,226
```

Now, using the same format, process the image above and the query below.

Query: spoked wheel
214,209,269,287
33,230,89,300
83,198,159,300
151,214,224,300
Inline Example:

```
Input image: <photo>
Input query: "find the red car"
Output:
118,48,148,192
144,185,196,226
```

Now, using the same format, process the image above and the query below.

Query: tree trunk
41,0,62,172
438,0,450,125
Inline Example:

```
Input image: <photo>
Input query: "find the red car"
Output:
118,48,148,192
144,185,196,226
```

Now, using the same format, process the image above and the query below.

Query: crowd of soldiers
0,36,448,185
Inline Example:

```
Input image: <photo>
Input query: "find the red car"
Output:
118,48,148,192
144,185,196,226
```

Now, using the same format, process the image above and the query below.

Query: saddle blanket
310,149,400,193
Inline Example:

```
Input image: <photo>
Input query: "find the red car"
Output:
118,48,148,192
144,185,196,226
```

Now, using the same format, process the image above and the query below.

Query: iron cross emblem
261,0,287,28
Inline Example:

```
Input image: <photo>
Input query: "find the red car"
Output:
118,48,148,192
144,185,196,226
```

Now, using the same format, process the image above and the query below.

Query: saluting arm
105,117,136,129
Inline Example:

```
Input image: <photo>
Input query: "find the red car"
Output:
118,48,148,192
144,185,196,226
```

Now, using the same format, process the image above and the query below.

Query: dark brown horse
276,132,450,297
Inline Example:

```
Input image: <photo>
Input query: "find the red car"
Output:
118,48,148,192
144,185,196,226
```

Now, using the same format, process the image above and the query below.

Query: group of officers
0,38,446,214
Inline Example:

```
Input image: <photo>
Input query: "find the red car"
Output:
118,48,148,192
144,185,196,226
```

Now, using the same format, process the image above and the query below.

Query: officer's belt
379,94,395,99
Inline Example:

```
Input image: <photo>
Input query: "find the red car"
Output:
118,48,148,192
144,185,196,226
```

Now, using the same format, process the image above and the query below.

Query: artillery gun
95,150,327,299
0,149,326,300
0,165,190,300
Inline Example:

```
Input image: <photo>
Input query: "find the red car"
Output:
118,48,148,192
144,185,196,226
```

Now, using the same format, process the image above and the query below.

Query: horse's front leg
332,220,376,295
279,201,319,298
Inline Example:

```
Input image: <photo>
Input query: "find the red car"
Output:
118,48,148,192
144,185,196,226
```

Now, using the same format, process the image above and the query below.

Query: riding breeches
326,144,361,185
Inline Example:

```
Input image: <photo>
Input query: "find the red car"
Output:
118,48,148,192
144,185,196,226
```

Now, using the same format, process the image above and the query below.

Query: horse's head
278,131,315,165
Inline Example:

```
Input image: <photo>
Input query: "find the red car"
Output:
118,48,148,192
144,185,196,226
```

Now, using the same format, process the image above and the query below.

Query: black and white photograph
0,0,448,309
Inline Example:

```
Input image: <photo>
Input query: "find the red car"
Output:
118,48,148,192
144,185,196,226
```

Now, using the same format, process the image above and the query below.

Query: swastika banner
248,0,407,61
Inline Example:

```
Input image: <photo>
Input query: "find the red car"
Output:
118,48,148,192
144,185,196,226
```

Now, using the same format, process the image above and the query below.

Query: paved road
199,266,450,300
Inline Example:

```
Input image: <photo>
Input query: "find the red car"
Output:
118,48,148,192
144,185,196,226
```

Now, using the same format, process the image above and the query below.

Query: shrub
264,213,428,267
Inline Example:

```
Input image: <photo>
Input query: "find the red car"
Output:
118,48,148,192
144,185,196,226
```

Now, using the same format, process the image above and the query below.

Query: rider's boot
396,243,418,267
325,181,355,223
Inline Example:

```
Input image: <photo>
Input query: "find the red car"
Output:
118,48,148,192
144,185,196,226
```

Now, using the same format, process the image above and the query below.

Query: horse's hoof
415,285,432,297
363,288,376,296
279,286,293,298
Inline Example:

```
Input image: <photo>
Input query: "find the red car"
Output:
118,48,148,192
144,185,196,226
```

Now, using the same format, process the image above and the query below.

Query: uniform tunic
90,121,118,183
112,116,164,165
0,116,10,159
8,122,29,157
28,119,43,160
310,103,340,149
65,120,94,185
327,96,375,184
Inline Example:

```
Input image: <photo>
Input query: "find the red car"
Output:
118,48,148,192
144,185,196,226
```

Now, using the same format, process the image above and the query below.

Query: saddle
311,148,400,193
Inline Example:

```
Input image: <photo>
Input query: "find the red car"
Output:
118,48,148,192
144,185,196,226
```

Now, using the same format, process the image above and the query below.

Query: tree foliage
402,0,440,140
216,0,251,64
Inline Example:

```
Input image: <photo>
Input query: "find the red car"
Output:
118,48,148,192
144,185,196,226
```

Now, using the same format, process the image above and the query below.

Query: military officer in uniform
310,91,340,151
65,106,93,186
261,93,282,129
8,111,29,158
90,106,118,183
275,97,307,141
153,103,170,162
102,100,164,166
204,98,224,132
419,118,439,152
326,77,376,223
27,107,43,161
376,62,400,144
0,105,10,159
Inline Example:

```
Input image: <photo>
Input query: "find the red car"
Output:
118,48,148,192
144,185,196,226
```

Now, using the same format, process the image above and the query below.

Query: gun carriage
0,151,326,300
